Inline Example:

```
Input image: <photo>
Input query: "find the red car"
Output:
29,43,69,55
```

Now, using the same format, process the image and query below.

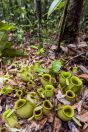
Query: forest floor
0,33,88,132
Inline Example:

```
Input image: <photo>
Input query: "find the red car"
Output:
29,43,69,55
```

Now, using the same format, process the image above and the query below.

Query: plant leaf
0,21,16,31
50,60,62,74
48,0,63,17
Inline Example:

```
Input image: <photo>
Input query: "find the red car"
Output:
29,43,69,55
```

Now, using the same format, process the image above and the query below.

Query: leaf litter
0,41,88,132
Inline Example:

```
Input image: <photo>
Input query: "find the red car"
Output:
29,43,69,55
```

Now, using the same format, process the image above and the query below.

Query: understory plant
0,21,26,57
33,106,43,120
20,67,33,82
65,90,75,102
67,76,83,93
41,74,52,86
1,61,84,128
45,85,54,98
42,100,53,115
37,87,45,98
0,85,13,95
14,99,34,118
2,109,18,128
59,71,71,88
26,92,39,105
15,89,23,98
27,80,35,89
57,105,74,121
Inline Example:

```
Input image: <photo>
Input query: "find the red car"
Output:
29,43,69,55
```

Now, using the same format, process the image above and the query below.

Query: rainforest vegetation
0,0,88,132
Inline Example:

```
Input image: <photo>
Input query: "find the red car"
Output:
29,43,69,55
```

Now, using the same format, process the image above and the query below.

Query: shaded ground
0,34,88,132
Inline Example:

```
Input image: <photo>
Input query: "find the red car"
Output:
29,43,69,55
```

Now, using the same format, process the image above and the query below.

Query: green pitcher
42,100,53,115
14,99,34,118
65,90,75,102
41,74,52,86
57,105,74,121
67,76,83,93
45,85,54,98
3,109,18,128
59,71,71,88
33,106,43,120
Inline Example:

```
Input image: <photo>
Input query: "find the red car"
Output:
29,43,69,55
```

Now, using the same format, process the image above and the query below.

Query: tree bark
35,0,42,44
59,0,84,44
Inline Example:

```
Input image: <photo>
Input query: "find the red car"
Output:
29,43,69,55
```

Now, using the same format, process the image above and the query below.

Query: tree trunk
35,0,42,44
59,0,84,44
44,0,48,28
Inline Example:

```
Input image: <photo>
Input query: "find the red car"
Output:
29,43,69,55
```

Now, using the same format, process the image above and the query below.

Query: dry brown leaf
56,90,70,105
79,74,88,80
68,42,87,48
77,112,88,123
9,79,18,86
60,46,68,53
78,65,88,74
47,112,54,123
39,118,47,126
53,117,62,132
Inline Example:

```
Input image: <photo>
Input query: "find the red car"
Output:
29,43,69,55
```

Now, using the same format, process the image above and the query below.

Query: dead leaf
56,90,70,105
39,118,47,127
77,112,88,123
82,126,88,132
78,65,88,74
72,101,83,114
68,122,80,132
0,106,2,112
0,77,4,88
51,45,57,50
53,117,62,132
8,79,18,86
60,46,68,54
47,112,54,123
68,42,87,48
79,74,88,80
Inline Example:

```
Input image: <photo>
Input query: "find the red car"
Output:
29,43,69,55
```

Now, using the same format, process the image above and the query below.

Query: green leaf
56,2,65,10
0,21,16,31
34,62,46,75
72,117,82,127
36,48,45,55
30,45,38,49
0,86,13,95
0,32,7,41
50,60,62,74
48,0,63,17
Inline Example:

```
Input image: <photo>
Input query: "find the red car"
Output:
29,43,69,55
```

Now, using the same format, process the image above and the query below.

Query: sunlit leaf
50,60,62,74
0,21,16,31
48,0,63,17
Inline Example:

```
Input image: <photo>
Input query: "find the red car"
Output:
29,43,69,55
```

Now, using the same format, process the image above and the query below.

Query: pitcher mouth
61,72,71,79
63,106,74,118
45,85,54,91
43,100,52,110
14,99,27,109
42,74,51,81
34,109,42,116
71,76,82,86
66,90,75,98
37,88,44,93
